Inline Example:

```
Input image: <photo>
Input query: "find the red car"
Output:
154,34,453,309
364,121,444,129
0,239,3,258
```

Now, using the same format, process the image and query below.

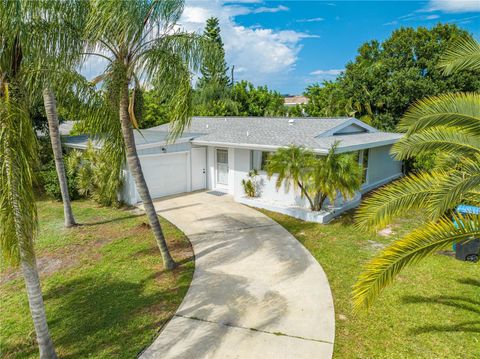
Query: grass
261,209,480,359
0,199,194,359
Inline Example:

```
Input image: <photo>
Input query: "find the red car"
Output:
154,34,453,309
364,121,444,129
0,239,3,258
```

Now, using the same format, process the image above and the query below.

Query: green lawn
0,199,194,359
262,209,480,359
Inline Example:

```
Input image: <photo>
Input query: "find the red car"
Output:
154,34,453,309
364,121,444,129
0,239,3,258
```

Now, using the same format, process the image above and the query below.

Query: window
251,150,271,171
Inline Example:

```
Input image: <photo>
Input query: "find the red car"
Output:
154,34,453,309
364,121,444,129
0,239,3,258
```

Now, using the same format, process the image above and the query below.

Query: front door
191,147,206,191
216,148,229,186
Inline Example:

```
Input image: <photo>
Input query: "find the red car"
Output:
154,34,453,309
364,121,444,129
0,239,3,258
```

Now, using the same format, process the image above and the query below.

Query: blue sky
178,0,480,94
80,1,480,95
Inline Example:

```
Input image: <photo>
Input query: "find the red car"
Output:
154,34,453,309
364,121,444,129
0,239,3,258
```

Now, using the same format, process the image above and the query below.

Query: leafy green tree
231,80,286,116
266,144,362,211
353,37,480,311
83,0,204,269
305,24,480,131
137,90,170,128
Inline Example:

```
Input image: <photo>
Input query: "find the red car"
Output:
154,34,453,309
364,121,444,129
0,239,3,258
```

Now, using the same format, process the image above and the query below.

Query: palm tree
266,144,362,211
43,88,77,227
266,145,317,209
0,7,58,356
353,36,480,311
83,0,204,269
311,143,362,210
41,1,90,228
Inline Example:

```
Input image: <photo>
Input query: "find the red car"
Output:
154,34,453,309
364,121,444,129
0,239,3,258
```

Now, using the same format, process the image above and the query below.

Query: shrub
39,161,80,201
241,169,260,197
66,144,124,207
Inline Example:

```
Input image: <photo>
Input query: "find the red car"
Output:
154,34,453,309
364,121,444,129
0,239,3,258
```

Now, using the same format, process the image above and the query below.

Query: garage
139,152,189,199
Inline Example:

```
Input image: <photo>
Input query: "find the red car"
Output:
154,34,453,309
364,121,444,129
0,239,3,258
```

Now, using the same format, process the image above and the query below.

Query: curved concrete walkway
140,191,335,359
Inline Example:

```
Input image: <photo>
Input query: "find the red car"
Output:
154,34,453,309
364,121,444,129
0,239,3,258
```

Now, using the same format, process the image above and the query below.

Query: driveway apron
139,191,335,359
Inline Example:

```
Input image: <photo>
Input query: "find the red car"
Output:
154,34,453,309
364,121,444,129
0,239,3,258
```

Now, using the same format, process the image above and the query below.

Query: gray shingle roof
152,116,402,152
63,129,196,149
64,116,402,153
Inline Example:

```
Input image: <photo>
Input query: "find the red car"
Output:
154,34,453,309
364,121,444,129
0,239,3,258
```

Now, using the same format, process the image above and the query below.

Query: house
283,95,308,107
64,116,403,223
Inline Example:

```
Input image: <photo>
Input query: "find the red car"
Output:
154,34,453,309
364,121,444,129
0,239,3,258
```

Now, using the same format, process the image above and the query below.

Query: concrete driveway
139,191,335,359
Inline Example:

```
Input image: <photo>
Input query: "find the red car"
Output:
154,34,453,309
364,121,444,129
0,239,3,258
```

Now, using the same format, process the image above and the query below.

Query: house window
251,150,271,171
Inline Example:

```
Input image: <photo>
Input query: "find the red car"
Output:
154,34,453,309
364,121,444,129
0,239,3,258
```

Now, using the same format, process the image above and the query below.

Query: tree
0,0,58,356
305,24,480,131
83,0,204,269
43,88,77,227
231,80,286,116
266,144,362,211
352,37,480,311
197,17,229,89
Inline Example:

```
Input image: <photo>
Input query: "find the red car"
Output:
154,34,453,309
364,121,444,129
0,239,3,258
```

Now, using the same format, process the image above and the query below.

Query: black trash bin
454,239,479,262
453,205,480,262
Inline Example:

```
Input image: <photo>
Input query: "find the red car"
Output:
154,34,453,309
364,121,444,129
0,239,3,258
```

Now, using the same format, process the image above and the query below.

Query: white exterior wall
226,145,402,210
231,148,309,209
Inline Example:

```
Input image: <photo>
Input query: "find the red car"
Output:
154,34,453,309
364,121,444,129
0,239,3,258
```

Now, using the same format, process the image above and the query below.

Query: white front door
191,147,206,191
216,148,229,186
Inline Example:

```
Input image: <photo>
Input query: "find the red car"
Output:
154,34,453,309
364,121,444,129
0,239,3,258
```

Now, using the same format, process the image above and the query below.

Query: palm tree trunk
20,255,58,359
313,193,328,211
297,181,315,211
118,85,176,270
10,178,57,358
43,87,76,227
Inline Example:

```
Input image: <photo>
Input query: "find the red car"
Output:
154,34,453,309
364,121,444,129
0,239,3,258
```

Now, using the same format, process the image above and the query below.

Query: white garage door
139,152,188,199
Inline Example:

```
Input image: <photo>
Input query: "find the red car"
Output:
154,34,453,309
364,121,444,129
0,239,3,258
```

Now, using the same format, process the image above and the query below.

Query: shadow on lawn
402,278,480,335
79,213,143,226
40,272,191,359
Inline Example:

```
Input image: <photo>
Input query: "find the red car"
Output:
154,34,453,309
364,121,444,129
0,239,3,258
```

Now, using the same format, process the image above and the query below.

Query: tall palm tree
353,36,480,311
1,2,58,353
83,0,204,269
266,144,362,211
43,88,77,227
41,1,89,228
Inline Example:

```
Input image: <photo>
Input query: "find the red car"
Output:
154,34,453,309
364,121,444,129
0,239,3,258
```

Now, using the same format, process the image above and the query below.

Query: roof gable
315,118,377,138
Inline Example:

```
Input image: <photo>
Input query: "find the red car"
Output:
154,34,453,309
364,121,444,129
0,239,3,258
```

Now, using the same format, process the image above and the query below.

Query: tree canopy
304,24,480,130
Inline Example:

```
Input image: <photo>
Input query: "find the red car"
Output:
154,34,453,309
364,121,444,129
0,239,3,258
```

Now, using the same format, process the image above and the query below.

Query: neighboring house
64,116,403,223
36,120,76,137
283,95,308,107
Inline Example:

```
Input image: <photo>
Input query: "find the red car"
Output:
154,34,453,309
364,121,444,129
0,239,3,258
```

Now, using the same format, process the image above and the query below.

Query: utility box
453,205,480,262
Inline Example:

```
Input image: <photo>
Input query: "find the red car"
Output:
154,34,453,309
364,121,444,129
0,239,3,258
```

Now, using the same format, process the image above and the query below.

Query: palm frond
353,214,480,311
438,36,480,75
392,125,480,160
355,172,443,231
428,156,480,218
0,97,38,266
398,92,480,135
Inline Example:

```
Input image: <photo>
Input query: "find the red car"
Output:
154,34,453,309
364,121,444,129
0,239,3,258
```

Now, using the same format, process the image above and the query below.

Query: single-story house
64,116,403,223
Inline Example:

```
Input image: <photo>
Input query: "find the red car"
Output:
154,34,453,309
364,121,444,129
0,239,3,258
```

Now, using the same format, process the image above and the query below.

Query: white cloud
297,17,324,23
80,1,315,89
252,5,289,14
179,1,317,85
425,0,480,13
310,69,343,76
